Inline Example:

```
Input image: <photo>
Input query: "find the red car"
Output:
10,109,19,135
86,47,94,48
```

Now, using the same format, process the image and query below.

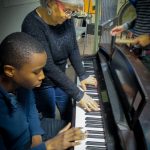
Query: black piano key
84,66,94,69
86,141,106,146
87,95,99,99
85,89,98,93
86,146,107,150
84,67,94,70
85,112,102,116
86,87,97,90
85,117,102,121
84,65,94,67
87,134,105,139
87,130,104,134
86,124,103,128
86,85,97,90
85,73,95,76
86,120,103,124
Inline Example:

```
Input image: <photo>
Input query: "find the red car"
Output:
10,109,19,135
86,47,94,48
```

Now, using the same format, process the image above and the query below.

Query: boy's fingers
58,122,71,134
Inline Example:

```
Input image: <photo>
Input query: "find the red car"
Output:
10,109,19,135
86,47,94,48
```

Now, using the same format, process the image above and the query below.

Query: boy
0,32,85,150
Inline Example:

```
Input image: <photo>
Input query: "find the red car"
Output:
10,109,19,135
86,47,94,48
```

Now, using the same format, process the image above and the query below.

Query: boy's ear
3,65,15,77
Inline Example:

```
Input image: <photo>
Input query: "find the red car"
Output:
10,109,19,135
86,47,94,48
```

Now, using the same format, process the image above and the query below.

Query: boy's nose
39,70,45,80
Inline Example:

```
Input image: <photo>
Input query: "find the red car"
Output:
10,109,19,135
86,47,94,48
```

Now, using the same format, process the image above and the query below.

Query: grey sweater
22,10,88,101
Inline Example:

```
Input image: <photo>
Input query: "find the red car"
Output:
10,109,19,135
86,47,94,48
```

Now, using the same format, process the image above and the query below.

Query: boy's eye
33,70,41,75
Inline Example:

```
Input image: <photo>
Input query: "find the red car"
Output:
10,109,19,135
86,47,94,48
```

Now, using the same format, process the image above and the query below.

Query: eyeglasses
56,0,78,17
64,9,77,17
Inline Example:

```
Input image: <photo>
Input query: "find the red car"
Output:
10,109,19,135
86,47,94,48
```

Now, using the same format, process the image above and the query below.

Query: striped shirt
132,0,150,36
123,0,150,56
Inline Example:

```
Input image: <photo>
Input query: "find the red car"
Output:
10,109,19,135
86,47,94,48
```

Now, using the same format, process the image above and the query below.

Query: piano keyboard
74,59,107,150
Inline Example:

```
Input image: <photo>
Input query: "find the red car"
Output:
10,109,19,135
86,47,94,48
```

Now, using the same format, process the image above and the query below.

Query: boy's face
11,52,47,89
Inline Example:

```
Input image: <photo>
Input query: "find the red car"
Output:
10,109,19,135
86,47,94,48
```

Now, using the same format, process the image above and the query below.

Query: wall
0,0,40,42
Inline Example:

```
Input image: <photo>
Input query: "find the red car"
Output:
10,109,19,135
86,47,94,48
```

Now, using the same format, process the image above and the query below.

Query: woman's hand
110,25,125,36
80,76,97,91
78,93,100,112
45,123,86,150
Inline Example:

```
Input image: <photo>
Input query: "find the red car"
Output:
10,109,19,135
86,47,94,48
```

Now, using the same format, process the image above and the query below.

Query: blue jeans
34,86,72,121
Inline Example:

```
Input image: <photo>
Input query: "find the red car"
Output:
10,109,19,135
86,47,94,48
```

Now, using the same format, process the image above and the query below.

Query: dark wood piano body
73,44,150,150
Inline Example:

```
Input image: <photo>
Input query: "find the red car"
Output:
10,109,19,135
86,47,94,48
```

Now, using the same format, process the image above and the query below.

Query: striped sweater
123,0,150,57
133,0,150,36
124,0,150,37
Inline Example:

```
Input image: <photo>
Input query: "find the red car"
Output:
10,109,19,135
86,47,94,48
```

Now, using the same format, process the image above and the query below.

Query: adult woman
22,0,99,121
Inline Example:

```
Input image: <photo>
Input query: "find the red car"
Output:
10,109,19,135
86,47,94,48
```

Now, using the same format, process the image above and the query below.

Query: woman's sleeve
22,15,84,101
68,19,88,81
122,19,136,30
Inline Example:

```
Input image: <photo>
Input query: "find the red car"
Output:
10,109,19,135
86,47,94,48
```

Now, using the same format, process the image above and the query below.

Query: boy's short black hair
0,32,45,74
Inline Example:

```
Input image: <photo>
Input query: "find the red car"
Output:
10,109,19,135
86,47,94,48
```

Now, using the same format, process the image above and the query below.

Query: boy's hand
45,123,86,150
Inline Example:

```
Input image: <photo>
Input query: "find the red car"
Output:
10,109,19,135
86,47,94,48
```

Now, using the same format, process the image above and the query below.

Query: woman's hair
40,0,51,7
40,0,84,8
58,0,84,7
0,32,44,74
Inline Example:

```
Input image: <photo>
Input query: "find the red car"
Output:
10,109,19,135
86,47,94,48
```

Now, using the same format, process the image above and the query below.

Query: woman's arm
68,19,88,81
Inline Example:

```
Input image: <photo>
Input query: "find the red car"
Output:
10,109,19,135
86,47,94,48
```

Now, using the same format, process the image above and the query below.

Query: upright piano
73,43,150,150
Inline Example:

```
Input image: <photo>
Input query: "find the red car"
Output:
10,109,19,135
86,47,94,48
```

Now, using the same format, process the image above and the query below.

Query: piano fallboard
72,45,150,150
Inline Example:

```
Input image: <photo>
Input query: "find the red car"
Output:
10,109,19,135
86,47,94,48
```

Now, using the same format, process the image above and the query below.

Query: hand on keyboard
79,93,100,112
80,76,97,91
45,123,86,150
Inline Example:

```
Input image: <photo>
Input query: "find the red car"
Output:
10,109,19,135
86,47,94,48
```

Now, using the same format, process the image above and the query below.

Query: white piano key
83,62,93,65
83,65,94,67
85,127,104,132
85,91,98,94
75,60,107,150
92,98,99,101
86,70,95,73
74,137,106,150
86,138,105,143
85,92,99,95
85,115,102,118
